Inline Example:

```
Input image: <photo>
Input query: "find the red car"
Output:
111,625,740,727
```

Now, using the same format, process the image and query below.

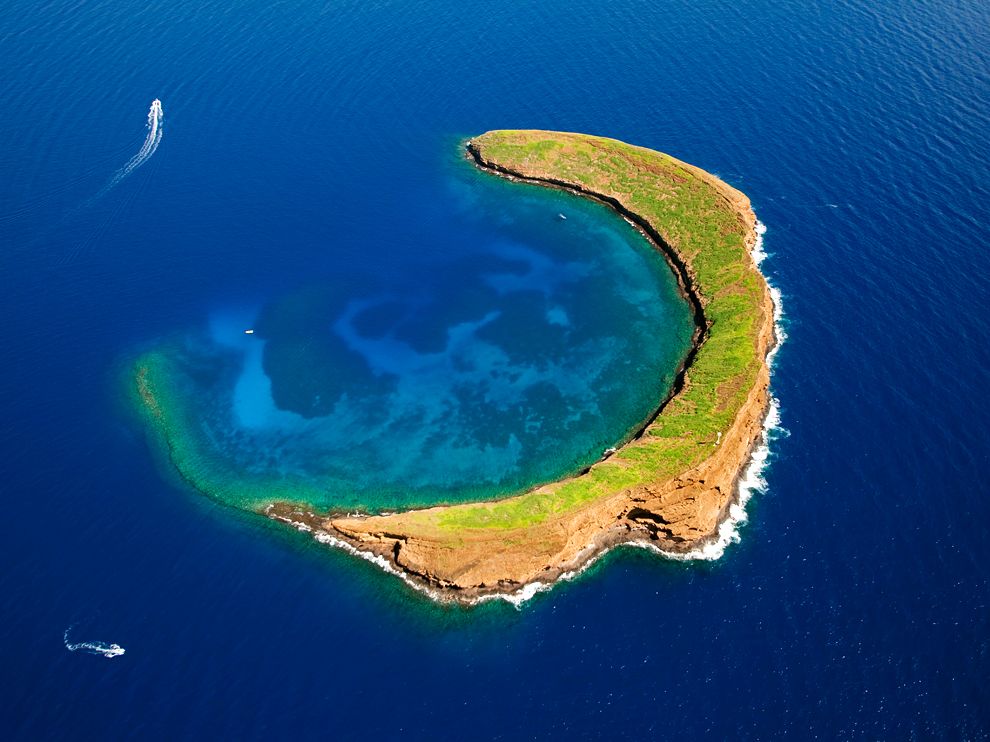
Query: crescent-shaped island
137,130,778,604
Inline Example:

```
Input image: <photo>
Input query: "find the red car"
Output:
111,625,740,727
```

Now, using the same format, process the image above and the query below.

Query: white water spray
63,626,125,658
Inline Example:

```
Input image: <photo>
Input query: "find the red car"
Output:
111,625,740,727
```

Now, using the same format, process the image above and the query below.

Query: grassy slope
412,130,765,532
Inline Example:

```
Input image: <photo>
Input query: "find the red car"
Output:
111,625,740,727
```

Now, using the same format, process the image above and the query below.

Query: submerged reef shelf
258,130,779,602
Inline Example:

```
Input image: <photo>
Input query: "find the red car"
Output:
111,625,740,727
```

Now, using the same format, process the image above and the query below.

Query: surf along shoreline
259,130,779,605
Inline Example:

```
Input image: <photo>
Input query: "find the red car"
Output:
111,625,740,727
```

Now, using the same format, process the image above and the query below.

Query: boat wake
90,99,163,203
63,626,125,658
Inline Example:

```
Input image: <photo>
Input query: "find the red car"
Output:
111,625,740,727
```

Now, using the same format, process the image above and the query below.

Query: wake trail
63,626,125,658
88,98,163,206
8,98,165,264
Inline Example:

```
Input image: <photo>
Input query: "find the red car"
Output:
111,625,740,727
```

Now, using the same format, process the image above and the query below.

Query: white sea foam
290,218,785,607
653,396,781,563
278,514,557,607
310,530,454,603
478,580,549,607
750,219,769,265
651,218,785,563
63,627,125,658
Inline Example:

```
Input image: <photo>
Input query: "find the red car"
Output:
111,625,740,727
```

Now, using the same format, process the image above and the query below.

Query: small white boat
557,213,567,220
102,643,126,658
244,329,255,335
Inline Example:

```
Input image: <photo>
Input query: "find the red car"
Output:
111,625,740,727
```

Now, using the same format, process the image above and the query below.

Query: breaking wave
656,218,785,562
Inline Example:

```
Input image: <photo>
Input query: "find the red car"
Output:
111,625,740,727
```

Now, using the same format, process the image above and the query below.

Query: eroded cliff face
265,132,777,601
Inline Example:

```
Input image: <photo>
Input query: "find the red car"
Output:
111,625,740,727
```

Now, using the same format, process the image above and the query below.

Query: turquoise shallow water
2,0,990,737
142,160,692,510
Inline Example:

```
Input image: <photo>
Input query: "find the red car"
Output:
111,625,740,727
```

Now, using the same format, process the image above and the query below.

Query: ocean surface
1,0,988,738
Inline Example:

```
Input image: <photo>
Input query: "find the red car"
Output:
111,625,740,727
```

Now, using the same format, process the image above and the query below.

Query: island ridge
237,130,778,601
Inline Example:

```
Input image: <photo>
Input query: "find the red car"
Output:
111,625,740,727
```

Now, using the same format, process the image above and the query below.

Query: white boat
102,643,126,658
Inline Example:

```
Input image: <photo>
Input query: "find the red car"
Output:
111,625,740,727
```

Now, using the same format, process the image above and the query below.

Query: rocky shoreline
260,131,779,605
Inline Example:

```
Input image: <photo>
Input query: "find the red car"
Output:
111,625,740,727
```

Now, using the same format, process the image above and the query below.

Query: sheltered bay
262,130,778,601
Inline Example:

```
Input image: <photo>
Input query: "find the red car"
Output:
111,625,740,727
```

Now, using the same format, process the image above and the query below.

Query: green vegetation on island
414,130,767,531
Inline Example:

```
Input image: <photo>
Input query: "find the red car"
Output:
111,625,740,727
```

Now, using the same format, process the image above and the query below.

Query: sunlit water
1,0,988,738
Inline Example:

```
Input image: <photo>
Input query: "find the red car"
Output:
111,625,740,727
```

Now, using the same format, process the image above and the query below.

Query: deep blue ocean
2,0,989,738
